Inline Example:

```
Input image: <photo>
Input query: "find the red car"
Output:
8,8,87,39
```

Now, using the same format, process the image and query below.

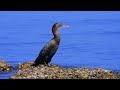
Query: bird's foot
44,62,49,66
44,62,51,67
47,63,51,67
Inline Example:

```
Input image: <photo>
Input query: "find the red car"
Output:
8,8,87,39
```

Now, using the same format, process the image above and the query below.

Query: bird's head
53,23,69,29
53,23,63,28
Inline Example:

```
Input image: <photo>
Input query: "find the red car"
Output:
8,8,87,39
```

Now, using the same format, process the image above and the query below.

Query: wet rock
16,62,34,70
10,62,120,79
0,60,12,72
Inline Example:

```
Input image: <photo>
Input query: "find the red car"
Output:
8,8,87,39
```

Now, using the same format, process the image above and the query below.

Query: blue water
0,11,120,79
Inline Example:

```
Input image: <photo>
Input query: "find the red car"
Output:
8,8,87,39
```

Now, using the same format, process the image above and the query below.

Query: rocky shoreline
0,60,12,72
11,62,120,79
0,60,120,79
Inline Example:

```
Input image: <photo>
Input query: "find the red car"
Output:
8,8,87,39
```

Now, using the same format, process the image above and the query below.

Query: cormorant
32,23,68,66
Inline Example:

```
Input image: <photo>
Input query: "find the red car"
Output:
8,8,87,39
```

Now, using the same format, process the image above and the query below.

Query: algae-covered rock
10,61,120,79
0,60,12,72
16,62,34,70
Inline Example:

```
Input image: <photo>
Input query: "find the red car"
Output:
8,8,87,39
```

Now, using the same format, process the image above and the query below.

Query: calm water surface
0,11,120,79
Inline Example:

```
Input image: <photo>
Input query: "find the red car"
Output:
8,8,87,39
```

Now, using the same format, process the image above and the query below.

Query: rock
16,62,34,69
10,61,120,79
0,60,12,72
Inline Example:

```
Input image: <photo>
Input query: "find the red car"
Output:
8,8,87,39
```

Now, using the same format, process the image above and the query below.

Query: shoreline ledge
10,62,120,79
0,60,12,72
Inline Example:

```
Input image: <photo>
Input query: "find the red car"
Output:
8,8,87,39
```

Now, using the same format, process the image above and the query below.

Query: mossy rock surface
0,60,12,72
10,62,120,79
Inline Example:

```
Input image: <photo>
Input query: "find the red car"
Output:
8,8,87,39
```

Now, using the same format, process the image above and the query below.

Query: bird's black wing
34,39,59,65
40,39,58,60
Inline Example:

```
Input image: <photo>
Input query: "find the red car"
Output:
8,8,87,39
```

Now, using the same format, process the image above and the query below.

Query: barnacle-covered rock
16,62,34,69
0,60,12,72
10,62,120,79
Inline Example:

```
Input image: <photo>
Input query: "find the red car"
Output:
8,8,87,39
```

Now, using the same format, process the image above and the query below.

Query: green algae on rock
10,62,120,79
0,60,12,72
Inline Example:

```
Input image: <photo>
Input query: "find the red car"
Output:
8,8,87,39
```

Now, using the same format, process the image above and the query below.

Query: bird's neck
52,28,60,44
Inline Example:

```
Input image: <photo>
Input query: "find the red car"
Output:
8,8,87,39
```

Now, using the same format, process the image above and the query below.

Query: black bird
32,23,68,66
